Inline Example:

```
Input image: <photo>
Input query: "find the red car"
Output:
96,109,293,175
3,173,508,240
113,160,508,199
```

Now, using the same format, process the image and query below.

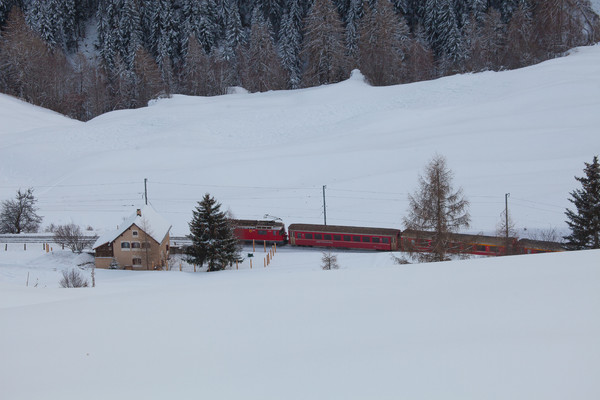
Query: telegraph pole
144,178,148,205
323,185,327,226
505,193,510,253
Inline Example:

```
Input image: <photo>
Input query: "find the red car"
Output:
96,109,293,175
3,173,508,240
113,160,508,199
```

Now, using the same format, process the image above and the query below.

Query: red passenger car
231,219,287,244
287,224,402,251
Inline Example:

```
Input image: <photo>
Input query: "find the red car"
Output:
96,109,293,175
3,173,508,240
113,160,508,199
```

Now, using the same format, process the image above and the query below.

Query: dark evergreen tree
186,194,241,272
423,0,464,71
278,0,304,88
117,0,142,70
344,0,362,61
97,0,120,70
564,156,600,250
223,0,246,62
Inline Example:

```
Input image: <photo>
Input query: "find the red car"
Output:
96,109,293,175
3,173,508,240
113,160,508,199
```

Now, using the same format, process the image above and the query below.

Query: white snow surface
0,246,599,399
1,45,600,237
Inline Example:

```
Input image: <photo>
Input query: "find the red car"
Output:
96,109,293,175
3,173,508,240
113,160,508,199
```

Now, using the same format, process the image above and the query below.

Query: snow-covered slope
1,45,600,236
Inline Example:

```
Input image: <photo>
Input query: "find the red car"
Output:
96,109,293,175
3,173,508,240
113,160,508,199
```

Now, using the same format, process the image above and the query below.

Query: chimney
137,209,142,217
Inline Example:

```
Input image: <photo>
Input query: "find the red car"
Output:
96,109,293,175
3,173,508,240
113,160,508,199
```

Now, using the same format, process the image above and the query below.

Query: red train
232,219,564,256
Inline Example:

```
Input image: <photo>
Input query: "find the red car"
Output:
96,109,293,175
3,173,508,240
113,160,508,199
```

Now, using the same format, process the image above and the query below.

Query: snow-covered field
1,245,599,400
2,45,600,399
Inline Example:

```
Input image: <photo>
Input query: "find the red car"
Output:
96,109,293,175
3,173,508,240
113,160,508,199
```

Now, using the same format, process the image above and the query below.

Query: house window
121,242,130,250
141,242,151,249
131,242,141,249
132,258,142,265
132,231,138,237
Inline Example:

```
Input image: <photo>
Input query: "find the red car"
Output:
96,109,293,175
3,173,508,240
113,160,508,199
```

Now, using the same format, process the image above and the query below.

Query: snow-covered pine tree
278,0,304,89
186,194,241,272
97,0,120,70
423,0,464,71
197,0,220,53
301,0,349,86
564,156,600,250
344,0,362,61
117,0,142,71
223,0,245,62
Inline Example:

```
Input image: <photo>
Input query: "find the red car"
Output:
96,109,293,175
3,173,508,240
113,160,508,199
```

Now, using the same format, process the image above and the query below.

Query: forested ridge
0,0,598,121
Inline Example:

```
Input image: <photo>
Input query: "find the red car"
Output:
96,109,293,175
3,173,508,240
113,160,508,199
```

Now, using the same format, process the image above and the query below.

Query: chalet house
93,205,171,270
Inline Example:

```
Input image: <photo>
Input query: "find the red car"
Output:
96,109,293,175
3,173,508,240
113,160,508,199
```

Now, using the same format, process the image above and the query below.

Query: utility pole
144,178,148,205
323,185,327,226
505,193,510,253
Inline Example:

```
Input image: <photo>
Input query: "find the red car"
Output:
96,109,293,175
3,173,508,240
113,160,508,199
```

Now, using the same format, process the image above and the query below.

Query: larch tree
239,7,285,92
403,155,470,262
301,0,349,86
564,156,600,250
357,0,409,86
0,188,43,234
186,194,241,272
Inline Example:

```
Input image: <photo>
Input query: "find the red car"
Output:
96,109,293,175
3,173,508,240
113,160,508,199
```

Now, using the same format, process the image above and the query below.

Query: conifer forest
0,0,598,121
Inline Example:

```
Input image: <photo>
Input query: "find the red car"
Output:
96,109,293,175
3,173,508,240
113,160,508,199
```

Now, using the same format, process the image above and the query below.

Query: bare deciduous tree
321,251,340,270
403,155,470,262
0,188,43,234
54,223,96,253
495,210,518,255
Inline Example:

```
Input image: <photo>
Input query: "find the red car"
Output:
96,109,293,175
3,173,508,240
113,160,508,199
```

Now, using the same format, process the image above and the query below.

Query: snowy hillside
1,45,600,236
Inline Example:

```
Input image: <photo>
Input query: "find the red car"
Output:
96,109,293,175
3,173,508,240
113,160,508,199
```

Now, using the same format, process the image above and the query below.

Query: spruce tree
564,156,600,250
186,194,241,272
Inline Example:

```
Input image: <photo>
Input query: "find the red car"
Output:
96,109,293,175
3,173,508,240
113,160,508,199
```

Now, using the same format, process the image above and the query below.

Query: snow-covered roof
93,205,171,249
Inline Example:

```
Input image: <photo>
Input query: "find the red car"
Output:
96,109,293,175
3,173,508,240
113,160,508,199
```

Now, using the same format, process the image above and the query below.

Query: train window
315,234,322,240
476,245,487,252
333,235,341,241
362,237,371,242
343,235,351,241
352,236,361,242
306,233,313,239
372,237,380,243
324,234,332,240
489,246,499,253
273,231,279,236
258,230,267,235
382,237,389,243
296,232,302,238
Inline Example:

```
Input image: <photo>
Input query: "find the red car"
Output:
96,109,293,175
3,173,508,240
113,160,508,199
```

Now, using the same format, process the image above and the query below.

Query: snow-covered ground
2,45,600,237
0,245,599,400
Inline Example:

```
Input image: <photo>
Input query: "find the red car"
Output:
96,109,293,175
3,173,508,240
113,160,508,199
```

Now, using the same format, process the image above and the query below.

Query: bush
59,268,89,288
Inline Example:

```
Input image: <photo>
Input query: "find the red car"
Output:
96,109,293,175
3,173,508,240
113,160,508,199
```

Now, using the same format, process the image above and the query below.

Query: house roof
93,205,172,249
